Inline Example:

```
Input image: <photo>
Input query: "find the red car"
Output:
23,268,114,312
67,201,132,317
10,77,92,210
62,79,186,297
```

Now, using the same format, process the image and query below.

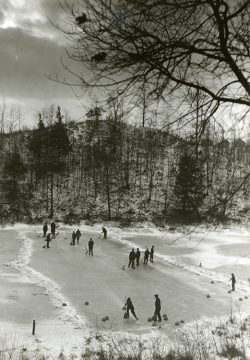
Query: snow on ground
0,222,250,358
5,230,87,328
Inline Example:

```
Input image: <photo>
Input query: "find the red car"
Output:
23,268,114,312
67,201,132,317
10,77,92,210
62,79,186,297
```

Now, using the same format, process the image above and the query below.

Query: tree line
0,103,249,225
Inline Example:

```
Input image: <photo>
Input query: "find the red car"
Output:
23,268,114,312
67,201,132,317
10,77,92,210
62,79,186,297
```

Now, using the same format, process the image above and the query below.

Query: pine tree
48,106,71,172
2,149,27,219
27,107,71,217
46,106,71,217
27,113,48,180
174,154,204,220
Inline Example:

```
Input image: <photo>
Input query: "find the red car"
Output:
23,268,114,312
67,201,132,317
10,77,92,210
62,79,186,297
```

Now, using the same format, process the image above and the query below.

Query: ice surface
0,223,250,358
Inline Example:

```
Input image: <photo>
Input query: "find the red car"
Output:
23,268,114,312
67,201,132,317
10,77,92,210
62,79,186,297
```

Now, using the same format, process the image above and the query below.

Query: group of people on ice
84,227,107,255
42,223,237,295
128,245,155,268
83,227,107,255
42,222,107,254
124,294,164,322
70,229,81,245
43,221,58,248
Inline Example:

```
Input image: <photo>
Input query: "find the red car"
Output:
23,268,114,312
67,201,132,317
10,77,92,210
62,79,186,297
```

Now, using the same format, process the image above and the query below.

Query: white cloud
9,0,26,9
0,0,45,26
0,1,90,126
1,18,16,29
0,0,66,41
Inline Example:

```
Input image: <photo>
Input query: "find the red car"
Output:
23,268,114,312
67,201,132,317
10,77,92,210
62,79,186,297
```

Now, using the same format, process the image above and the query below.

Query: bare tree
58,0,250,124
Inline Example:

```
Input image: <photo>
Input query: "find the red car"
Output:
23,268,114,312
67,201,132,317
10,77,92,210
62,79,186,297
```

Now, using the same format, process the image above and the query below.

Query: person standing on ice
88,238,94,255
229,273,236,291
128,249,136,269
150,246,155,263
45,233,51,248
154,294,162,321
125,297,138,320
71,231,76,245
76,229,81,244
144,248,150,264
135,248,141,266
43,222,48,237
102,227,107,239
51,221,56,239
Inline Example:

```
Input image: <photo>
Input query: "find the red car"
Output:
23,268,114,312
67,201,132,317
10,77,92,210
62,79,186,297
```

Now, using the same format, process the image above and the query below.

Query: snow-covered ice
0,223,250,358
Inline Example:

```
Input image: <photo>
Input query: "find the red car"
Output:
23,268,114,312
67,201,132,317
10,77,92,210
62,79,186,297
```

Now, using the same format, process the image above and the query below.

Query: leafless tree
59,0,250,125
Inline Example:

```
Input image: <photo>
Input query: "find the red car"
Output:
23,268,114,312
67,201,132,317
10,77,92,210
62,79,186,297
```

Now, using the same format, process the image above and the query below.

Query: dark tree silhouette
174,153,204,220
28,107,71,217
28,113,47,180
59,0,250,124
46,106,71,217
2,149,27,219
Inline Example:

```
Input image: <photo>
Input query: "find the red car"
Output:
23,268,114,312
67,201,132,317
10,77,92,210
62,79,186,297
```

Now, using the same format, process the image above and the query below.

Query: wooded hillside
0,105,249,225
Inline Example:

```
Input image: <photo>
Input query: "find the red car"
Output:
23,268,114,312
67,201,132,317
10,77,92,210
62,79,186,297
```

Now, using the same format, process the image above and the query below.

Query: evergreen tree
2,149,27,219
48,106,71,172
28,113,48,179
38,113,45,130
42,107,71,217
27,107,71,217
174,154,204,220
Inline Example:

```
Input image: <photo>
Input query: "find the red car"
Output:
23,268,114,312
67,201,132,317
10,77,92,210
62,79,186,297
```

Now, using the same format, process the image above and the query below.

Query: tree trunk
50,172,54,217
106,165,111,220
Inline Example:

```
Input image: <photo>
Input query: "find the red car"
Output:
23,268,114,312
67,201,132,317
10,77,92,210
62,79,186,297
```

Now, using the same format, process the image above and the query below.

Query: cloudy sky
0,0,87,128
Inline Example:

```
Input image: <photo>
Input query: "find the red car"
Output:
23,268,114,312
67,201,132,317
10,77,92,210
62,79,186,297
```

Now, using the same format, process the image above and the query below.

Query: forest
0,101,249,225
1,0,250,226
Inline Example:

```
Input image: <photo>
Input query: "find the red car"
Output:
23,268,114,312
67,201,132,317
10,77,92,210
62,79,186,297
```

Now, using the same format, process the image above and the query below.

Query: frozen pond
0,223,249,356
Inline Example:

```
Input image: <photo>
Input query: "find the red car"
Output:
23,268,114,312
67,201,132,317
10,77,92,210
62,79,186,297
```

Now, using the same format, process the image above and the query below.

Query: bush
219,344,245,359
